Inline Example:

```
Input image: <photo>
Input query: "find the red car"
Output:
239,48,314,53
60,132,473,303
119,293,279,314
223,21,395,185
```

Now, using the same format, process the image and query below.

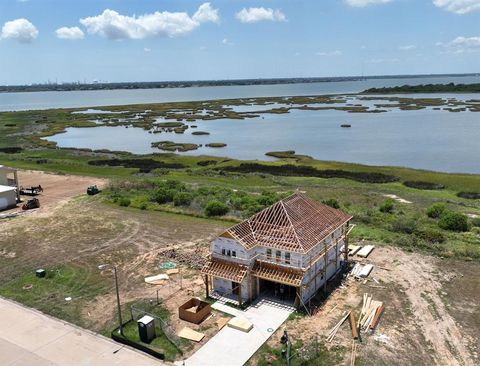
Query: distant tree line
362,82,480,94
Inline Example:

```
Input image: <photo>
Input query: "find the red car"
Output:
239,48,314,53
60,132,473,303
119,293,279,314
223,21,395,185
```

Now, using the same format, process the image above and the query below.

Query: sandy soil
261,247,479,366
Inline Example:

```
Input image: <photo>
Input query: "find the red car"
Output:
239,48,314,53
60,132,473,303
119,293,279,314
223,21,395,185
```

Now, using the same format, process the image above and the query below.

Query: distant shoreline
1,73,478,94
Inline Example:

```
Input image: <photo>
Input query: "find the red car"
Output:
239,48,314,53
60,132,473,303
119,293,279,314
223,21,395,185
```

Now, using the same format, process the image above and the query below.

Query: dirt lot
1,171,479,365
260,247,480,366
1,169,106,216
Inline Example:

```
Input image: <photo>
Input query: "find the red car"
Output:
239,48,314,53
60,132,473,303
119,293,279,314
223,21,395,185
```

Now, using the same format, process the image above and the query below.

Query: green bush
118,197,131,207
379,199,395,213
150,188,175,204
426,203,446,219
438,211,469,232
416,229,445,244
391,217,417,234
205,201,229,217
173,192,193,206
322,198,340,209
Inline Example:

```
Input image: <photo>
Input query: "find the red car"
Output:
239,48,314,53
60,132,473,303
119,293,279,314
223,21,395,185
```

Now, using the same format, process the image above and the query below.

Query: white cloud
222,38,234,46
235,7,286,23
345,0,393,7
144,47,151,52
80,3,219,40
55,26,84,40
399,44,416,51
192,2,220,23
433,0,480,14
316,50,343,56
438,35,480,53
369,57,399,63
1,18,38,43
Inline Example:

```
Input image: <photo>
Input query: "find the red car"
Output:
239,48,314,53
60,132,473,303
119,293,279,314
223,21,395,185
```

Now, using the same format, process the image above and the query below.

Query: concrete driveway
182,298,294,366
0,297,163,366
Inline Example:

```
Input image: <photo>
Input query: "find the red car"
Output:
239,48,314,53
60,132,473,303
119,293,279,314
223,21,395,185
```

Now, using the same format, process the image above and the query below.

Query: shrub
457,192,480,200
391,217,417,234
438,211,469,232
150,188,175,204
416,229,445,244
173,192,193,206
471,217,480,227
322,198,340,209
205,201,229,217
118,197,131,207
379,199,395,213
403,181,445,190
426,203,447,219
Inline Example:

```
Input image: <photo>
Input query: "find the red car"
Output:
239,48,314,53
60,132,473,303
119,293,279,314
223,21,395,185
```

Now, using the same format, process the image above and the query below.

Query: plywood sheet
215,317,229,330
144,274,169,285
348,245,361,256
357,245,375,258
227,317,253,333
166,268,179,275
178,327,205,342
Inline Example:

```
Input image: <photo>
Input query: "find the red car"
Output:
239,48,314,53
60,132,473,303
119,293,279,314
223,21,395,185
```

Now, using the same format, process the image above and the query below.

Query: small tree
322,198,340,209
379,199,395,213
438,211,469,232
426,203,446,219
173,192,193,206
205,201,229,217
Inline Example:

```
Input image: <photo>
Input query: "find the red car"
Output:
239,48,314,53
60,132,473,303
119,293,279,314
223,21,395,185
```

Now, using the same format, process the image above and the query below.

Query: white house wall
212,277,250,302
0,190,16,211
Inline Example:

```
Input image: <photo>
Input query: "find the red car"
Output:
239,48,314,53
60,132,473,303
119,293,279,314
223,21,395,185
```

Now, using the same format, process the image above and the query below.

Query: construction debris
357,245,375,258
166,268,179,275
327,311,351,342
215,317,229,330
144,274,169,285
349,312,359,340
358,293,384,332
159,249,206,269
350,263,374,278
178,327,205,342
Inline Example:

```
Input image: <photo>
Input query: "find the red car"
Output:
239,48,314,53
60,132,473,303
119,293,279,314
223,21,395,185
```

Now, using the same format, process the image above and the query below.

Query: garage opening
259,279,296,304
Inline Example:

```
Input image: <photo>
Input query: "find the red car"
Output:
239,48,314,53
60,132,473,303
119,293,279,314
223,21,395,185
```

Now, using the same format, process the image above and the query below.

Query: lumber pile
350,263,374,279
358,293,384,332
327,311,351,342
357,245,375,258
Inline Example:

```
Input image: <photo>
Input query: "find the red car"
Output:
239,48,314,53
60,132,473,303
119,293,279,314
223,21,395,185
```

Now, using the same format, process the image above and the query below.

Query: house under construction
201,193,353,308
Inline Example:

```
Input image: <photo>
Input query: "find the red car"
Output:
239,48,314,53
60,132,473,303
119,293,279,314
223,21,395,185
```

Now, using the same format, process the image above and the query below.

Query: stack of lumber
348,245,361,256
350,263,374,279
327,311,351,342
357,245,375,258
358,293,384,332
144,273,169,285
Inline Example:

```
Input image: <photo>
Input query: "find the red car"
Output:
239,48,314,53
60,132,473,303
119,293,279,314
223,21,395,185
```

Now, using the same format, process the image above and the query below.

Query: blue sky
0,0,479,84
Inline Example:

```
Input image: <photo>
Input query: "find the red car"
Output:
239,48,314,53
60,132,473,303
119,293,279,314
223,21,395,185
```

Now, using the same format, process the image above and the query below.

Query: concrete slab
0,297,164,366
182,298,294,366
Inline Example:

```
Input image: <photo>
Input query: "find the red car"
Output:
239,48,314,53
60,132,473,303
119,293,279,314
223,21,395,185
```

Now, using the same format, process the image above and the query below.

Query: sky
0,0,479,84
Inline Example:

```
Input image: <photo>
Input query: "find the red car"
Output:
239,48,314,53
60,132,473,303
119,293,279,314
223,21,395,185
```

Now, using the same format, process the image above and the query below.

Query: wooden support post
323,241,328,292
345,223,349,265
349,312,359,339
238,282,242,307
335,238,339,271
205,275,209,298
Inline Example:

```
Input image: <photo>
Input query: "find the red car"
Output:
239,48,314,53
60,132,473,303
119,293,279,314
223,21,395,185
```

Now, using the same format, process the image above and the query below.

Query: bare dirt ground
262,247,479,366
1,169,106,216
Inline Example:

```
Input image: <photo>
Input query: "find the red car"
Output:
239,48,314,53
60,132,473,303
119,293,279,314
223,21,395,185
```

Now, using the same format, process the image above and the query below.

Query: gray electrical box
138,315,156,343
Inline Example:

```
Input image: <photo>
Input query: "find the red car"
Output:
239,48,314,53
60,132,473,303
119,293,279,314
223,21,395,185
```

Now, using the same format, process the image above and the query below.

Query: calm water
47,100,480,174
2,75,480,112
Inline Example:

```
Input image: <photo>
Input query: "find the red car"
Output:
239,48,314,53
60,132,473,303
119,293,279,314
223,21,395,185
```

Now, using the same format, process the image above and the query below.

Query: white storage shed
0,185,17,211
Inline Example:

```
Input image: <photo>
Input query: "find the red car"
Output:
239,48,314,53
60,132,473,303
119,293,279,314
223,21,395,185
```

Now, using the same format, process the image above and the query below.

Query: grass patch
0,264,108,327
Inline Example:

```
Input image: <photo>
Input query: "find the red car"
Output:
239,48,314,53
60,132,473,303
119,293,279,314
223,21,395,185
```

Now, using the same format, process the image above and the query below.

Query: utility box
138,315,156,343
36,269,46,278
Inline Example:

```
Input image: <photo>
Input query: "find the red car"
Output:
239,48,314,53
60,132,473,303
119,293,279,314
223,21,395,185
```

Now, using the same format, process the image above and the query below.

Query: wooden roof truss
252,260,304,287
201,257,248,283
